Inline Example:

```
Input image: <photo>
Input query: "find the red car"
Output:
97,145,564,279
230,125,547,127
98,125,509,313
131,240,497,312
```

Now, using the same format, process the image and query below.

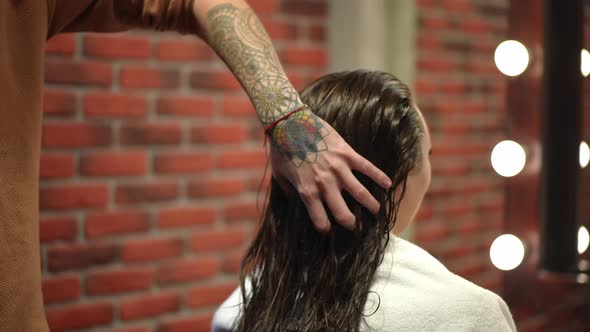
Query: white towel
211,235,517,332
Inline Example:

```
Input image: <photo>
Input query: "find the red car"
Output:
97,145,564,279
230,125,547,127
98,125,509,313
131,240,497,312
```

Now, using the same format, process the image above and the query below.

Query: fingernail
383,178,392,188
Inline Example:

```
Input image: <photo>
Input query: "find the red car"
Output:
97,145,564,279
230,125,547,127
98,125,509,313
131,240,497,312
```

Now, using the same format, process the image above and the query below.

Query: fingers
298,186,331,233
349,153,392,189
340,169,380,214
321,183,356,231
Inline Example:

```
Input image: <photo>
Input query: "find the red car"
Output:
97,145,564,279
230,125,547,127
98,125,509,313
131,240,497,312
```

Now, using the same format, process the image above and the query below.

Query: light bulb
580,141,590,168
494,40,530,76
490,234,525,271
491,140,526,177
581,49,590,77
579,226,589,254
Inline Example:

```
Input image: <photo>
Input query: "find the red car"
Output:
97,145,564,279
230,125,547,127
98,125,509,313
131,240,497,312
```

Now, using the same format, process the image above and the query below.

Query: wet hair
235,70,423,332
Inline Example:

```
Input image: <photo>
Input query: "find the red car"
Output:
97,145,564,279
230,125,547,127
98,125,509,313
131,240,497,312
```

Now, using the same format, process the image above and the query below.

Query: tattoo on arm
205,3,329,166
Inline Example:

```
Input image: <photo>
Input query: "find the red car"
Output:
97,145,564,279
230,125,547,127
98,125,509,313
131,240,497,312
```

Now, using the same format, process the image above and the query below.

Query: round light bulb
491,140,527,177
579,226,589,254
580,141,590,168
490,234,525,271
494,40,530,76
581,49,590,77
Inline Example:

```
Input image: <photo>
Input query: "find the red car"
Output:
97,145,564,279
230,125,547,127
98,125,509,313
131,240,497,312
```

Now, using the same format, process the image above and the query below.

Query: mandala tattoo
270,110,330,167
206,3,330,166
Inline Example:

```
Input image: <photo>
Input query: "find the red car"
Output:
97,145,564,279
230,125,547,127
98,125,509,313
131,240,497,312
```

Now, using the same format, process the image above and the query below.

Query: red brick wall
41,1,326,331
40,0,588,331
413,0,507,291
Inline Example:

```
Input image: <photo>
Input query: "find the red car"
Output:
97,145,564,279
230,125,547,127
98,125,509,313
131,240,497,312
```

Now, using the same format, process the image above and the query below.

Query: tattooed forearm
205,3,329,166
206,3,298,125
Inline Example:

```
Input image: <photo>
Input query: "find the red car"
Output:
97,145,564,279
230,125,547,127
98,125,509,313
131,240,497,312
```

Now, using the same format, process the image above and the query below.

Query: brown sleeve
47,0,199,39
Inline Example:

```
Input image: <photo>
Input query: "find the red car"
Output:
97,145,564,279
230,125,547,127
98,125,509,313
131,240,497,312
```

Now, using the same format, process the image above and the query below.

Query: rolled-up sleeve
47,0,199,39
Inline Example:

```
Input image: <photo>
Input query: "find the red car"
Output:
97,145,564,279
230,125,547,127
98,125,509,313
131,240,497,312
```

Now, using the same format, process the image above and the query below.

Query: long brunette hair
236,70,423,331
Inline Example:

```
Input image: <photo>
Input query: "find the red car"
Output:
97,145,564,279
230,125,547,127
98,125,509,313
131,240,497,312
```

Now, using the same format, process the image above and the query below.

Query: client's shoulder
366,235,516,331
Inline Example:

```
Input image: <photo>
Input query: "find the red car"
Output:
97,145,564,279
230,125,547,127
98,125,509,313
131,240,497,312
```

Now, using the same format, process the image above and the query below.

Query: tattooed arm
192,0,392,231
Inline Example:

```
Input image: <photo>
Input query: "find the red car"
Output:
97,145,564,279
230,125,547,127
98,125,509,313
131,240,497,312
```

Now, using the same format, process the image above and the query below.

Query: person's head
236,70,431,332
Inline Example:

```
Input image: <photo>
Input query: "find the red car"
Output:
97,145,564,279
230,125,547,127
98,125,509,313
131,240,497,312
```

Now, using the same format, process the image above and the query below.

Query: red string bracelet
263,104,310,144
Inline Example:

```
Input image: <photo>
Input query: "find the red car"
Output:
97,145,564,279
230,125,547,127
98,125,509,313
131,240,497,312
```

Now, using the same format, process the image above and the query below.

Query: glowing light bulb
580,141,590,168
490,234,525,271
491,140,526,177
494,40,530,76
581,49,590,77
579,226,589,254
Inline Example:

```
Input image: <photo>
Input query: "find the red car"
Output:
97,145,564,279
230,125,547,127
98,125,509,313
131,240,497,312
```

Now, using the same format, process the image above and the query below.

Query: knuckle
298,186,319,200
356,188,369,200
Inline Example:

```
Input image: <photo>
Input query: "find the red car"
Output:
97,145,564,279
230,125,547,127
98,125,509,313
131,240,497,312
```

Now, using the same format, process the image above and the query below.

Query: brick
157,96,214,117
120,67,180,89
110,328,151,332
84,34,151,59
223,251,244,273
418,58,455,72
249,0,278,14
455,219,486,235
157,207,217,228
121,292,180,321
42,123,111,148
43,90,76,116
40,153,75,179
191,229,246,252
84,93,147,118
420,14,450,30
187,178,247,198
261,18,297,40
187,282,237,309
190,70,242,91
280,46,327,67
417,36,442,50
46,302,113,332
432,142,489,156
42,275,81,304
80,151,147,176
190,124,248,144
44,60,112,86
217,150,267,169
440,243,478,260
222,96,256,117
158,314,213,332
120,123,182,146
40,184,108,210
39,216,77,243
85,211,150,239
286,70,306,90
281,0,327,16
122,237,184,262
442,0,472,13
224,201,261,222
156,39,215,61
115,183,178,205
154,152,215,174
453,262,489,279
46,34,76,56
47,243,119,272
156,257,221,285
415,79,438,96
308,24,325,41
415,224,450,244
87,268,152,295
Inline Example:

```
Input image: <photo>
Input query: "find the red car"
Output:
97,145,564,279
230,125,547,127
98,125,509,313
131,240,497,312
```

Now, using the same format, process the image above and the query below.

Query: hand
268,111,392,233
